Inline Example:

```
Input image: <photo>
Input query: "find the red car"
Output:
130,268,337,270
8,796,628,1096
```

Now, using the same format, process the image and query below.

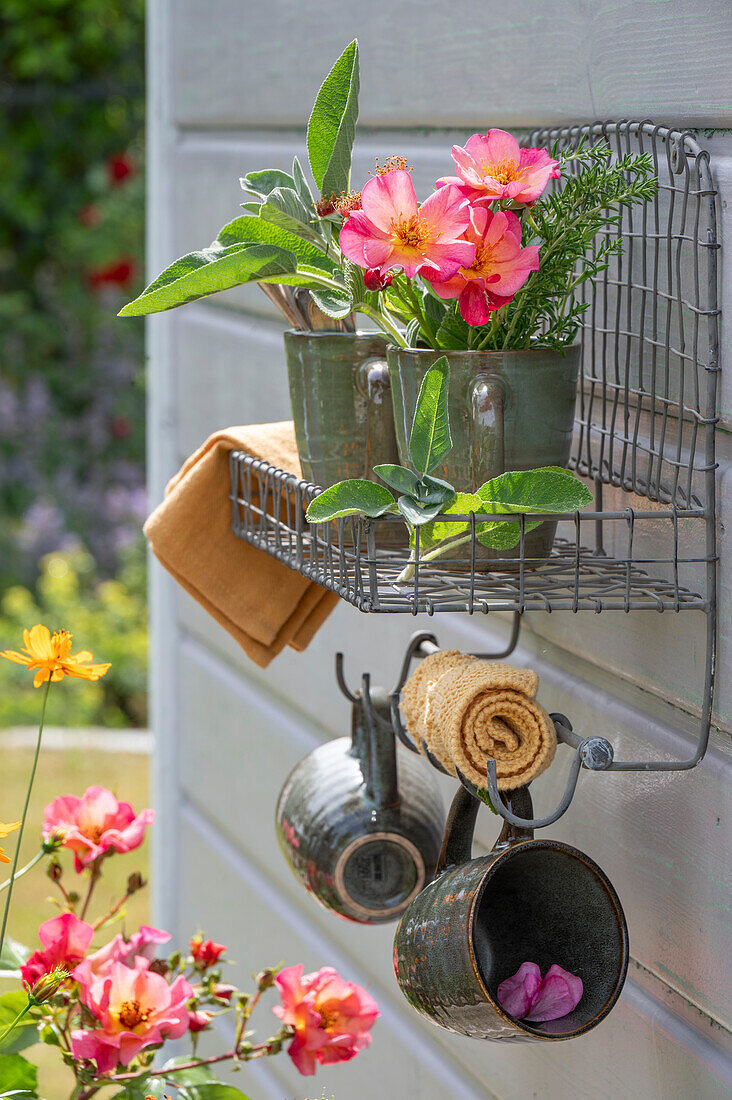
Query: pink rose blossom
497,961,583,1023
438,129,560,206
273,964,379,1076
70,957,193,1075
20,913,95,988
424,207,539,325
43,786,154,871
73,925,171,986
340,169,475,280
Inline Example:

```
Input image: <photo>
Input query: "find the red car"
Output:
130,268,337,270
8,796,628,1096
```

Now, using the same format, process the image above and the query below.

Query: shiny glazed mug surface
393,786,628,1040
285,330,399,488
276,693,445,924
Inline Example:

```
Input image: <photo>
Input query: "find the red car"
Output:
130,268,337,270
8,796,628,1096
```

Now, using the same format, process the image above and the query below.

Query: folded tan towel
143,422,338,668
401,651,556,790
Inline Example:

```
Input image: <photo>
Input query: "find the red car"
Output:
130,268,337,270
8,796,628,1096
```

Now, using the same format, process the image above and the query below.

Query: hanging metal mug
276,687,445,923
393,785,628,1040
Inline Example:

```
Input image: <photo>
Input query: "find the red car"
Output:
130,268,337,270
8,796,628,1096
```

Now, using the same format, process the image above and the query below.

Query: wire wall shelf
229,120,720,812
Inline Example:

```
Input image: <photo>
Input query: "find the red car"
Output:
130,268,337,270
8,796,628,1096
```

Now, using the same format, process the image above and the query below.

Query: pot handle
357,358,396,479
436,785,534,873
470,374,505,486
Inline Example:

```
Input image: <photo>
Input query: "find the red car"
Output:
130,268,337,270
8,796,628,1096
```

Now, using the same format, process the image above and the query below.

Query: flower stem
0,848,44,892
0,999,31,1044
359,304,407,348
79,857,103,922
0,679,52,956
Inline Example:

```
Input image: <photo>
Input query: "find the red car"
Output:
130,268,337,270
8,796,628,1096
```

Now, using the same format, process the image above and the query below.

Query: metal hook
391,631,439,696
481,748,586,830
389,692,422,755
335,651,360,704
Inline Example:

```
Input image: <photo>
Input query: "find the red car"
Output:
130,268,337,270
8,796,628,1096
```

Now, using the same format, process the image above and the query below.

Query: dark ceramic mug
393,785,628,1040
276,688,445,924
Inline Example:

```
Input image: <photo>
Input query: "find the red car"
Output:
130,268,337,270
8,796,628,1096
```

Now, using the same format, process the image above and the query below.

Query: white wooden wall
147,3,732,1097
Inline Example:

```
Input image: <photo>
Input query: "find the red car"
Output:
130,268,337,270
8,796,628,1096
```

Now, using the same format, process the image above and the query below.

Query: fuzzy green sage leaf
408,357,452,478
118,243,297,316
307,40,360,196
305,480,395,523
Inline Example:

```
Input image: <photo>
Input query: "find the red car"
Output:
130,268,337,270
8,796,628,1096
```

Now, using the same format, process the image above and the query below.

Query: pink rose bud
188,1009,212,1033
363,268,393,291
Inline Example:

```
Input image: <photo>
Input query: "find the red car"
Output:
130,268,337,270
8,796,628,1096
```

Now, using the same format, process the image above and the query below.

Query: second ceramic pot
285,330,400,489
388,345,581,561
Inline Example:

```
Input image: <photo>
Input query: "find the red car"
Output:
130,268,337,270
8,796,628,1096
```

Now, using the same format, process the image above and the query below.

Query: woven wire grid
230,454,711,615
525,121,720,512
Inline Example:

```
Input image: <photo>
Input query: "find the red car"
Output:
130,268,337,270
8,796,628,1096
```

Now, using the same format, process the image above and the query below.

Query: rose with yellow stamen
0,625,111,688
437,129,560,206
339,169,475,280
0,821,20,865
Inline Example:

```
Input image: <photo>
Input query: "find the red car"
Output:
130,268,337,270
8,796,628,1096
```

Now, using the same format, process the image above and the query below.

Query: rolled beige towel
401,651,556,790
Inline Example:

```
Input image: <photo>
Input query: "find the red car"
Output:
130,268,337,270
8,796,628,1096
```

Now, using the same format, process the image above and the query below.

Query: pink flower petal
481,129,522,167
497,961,542,1018
360,170,418,232
524,966,583,1022
339,212,390,267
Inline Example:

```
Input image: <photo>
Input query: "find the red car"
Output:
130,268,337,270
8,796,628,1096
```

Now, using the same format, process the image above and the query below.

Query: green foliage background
0,1,147,725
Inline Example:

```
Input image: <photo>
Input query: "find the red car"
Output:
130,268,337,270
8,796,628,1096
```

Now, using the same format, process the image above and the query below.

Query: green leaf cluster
120,42,361,317
305,358,592,574
110,1056,250,1100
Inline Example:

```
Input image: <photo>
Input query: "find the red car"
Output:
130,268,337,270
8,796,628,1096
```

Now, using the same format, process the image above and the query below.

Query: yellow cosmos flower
0,625,111,689
0,821,21,864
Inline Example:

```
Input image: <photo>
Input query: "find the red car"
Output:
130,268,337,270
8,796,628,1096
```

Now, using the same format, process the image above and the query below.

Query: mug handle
471,373,505,485
357,358,395,478
436,785,534,873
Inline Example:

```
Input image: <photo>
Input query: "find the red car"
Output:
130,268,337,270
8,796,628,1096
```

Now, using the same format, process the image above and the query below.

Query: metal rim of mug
384,343,581,358
334,832,426,921
284,330,388,343
465,837,630,1041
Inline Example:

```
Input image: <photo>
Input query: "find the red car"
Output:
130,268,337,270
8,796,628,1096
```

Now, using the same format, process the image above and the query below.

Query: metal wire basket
229,120,720,799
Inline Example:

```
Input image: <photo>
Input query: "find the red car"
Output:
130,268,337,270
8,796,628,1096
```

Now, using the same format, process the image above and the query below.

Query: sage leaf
408,356,452,477
373,464,421,497
292,155,316,210
307,40,359,196
477,467,593,514
118,243,297,316
309,287,352,318
259,187,326,248
397,495,445,525
305,480,396,523
418,474,455,505
217,216,337,273
240,168,295,199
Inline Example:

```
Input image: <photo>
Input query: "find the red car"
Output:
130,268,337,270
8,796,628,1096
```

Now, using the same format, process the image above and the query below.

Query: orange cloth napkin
143,422,338,667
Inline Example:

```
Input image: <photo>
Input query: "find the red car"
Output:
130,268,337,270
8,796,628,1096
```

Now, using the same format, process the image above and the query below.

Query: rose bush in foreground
0,627,378,1098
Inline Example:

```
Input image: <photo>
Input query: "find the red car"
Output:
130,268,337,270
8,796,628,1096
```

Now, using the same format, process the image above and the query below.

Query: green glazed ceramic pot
388,344,581,561
285,331,399,488
393,786,628,1041
276,689,445,924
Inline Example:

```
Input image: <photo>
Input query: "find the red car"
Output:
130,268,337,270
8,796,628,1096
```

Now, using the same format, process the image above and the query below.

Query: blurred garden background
0,0,148,730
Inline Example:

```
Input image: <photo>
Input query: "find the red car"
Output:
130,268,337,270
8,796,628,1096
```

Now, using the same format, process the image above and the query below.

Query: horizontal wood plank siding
149,1,732,1094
